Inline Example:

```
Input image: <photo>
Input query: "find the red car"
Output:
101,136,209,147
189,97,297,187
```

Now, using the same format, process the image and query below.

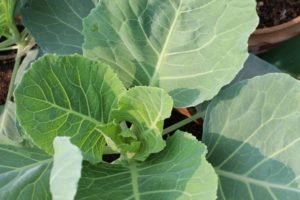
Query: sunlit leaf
15,54,126,162
0,145,52,199
204,73,300,199
77,131,218,200
108,86,173,160
50,137,83,200
83,0,258,107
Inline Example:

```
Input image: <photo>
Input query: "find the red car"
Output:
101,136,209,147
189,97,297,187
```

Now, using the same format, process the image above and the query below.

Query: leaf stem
20,29,30,41
0,45,18,51
163,112,203,135
10,23,21,44
5,37,36,104
5,46,23,104
0,39,15,49
128,161,141,200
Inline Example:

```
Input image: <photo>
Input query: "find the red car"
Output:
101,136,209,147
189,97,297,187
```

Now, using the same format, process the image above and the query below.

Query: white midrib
0,111,7,132
216,168,300,193
129,163,141,200
149,0,182,86
0,103,10,135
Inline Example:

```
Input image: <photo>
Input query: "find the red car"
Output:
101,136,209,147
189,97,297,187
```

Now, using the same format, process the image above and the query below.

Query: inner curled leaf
108,86,173,161
104,130,141,159
0,0,17,38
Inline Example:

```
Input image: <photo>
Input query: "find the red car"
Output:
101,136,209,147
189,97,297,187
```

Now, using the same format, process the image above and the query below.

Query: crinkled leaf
83,0,258,107
0,101,23,145
204,73,300,199
76,131,218,200
109,86,173,161
104,129,141,158
0,0,16,38
50,137,83,200
15,54,126,162
21,0,95,54
0,145,52,199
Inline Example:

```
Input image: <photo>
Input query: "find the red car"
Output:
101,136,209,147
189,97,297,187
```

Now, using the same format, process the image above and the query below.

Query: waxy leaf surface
21,0,95,54
204,74,300,199
197,54,280,119
50,137,83,200
230,54,280,84
83,0,258,107
110,86,173,160
76,132,218,200
15,55,126,162
0,145,52,199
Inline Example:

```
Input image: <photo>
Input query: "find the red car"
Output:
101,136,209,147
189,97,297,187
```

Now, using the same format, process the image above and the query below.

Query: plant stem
4,36,36,104
163,112,203,135
5,46,23,104
19,37,36,55
0,39,15,49
0,45,18,51
10,23,21,44
20,29,30,41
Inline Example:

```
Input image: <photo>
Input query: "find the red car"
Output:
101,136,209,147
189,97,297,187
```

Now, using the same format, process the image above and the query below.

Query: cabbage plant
1,0,300,200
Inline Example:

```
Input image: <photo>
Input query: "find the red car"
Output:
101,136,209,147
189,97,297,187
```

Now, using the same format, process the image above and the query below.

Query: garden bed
257,0,300,28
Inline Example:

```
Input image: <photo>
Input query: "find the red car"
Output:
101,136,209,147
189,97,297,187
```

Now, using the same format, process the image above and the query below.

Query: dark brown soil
0,52,15,105
257,0,300,28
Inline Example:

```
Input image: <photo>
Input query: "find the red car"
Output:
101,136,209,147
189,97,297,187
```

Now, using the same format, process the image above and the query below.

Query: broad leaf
108,86,173,161
0,145,52,199
204,73,300,199
83,0,258,107
21,0,95,54
0,0,17,38
197,54,280,119
15,54,126,162
0,101,22,145
76,131,218,200
50,137,83,200
230,54,280,84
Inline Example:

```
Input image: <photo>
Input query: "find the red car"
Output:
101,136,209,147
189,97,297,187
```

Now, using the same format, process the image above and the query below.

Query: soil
257,0,300,28
0,51,15,105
